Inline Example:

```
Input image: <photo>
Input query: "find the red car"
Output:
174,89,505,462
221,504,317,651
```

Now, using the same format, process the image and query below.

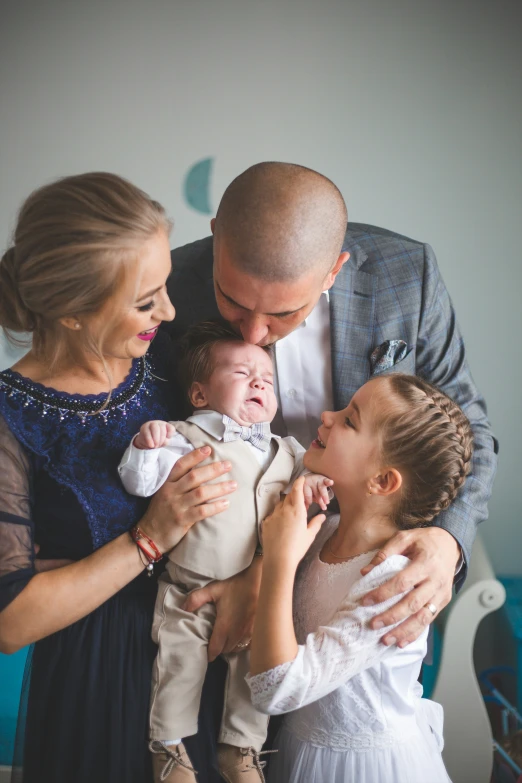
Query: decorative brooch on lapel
370,339,408,373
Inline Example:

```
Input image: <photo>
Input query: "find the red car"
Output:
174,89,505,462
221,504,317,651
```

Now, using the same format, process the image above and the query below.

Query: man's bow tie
222,416,272,452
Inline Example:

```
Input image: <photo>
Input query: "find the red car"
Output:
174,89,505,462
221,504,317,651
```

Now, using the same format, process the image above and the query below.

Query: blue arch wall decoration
183,157,214,215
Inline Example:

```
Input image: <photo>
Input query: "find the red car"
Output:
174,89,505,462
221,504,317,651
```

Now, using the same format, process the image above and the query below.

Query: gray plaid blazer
166,223,498,589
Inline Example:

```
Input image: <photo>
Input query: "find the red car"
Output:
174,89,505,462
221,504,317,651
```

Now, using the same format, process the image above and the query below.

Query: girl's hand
134,420,177,450
262,476,326,569
138,447,236,553
303,473,334,511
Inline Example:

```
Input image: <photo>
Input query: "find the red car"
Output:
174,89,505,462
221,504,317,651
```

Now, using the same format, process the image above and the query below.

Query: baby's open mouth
248,397,263,406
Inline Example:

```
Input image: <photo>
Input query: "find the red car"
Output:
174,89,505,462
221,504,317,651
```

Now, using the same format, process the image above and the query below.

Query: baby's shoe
149,740,197,782
217,743,275,783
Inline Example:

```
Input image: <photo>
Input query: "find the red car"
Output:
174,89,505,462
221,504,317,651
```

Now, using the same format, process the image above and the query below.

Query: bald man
163,162,497,781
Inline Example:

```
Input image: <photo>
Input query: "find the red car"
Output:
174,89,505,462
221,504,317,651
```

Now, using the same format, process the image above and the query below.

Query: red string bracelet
129,525,163,577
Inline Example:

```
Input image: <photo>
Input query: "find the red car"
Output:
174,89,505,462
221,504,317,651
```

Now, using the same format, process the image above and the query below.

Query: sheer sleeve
0,413,34,613
247,555,428,715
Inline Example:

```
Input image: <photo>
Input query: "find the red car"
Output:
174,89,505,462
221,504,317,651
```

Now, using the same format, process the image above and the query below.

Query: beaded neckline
0,357,153,424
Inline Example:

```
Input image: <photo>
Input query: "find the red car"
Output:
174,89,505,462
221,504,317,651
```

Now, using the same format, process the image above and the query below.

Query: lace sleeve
247,555,427,715
0,414,34,613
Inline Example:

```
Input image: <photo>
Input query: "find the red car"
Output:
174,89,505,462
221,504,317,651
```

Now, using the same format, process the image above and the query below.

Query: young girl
248,373,473,783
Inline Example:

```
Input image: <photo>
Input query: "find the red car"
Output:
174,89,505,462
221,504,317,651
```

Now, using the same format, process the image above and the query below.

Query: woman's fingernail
220,499,230,506
384,636,397,646
223,461,232,470
373,621,384,630
200,446,211,454
363,597,375,607
229,481,237,489
399,640,409,649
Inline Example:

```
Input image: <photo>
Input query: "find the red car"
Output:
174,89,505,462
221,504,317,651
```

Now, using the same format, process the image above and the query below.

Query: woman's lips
137,326,159,342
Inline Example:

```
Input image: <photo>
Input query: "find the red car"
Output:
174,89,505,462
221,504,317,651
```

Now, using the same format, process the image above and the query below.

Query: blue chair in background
0,647,28,770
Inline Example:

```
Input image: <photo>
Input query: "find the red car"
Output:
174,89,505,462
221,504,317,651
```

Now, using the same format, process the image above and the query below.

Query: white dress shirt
272,291,333,448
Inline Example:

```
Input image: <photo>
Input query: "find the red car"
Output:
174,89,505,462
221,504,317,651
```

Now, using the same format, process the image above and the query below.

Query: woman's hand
0,448,237,653
262,477,326,569
183,557,263,661
138,446,237,553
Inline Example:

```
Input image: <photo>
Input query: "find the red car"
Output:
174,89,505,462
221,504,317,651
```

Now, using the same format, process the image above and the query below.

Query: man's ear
210,218,216,234
323,251,349,290
369,468,402,497
190,382,208,409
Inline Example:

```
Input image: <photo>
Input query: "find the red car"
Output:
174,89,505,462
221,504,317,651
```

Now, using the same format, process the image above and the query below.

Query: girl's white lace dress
247,517,451,783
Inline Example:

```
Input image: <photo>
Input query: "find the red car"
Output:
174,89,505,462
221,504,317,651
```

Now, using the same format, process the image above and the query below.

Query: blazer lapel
330,242,377,410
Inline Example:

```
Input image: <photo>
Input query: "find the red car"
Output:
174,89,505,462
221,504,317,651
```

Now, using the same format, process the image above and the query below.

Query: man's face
213,237,348,346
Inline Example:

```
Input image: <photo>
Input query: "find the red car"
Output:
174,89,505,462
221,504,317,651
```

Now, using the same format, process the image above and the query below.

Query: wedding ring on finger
236,640,251,649
427,602,437,616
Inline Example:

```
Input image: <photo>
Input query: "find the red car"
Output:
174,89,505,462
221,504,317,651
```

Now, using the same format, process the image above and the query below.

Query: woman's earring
74,322,81,329
367,489,373,497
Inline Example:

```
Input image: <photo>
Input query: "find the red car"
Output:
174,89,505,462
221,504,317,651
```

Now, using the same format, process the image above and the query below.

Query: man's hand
360,527,460,647
183,557,263,661
33,544,74,572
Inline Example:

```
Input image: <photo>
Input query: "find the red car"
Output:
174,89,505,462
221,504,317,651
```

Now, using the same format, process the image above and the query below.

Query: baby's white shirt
118,409,307,498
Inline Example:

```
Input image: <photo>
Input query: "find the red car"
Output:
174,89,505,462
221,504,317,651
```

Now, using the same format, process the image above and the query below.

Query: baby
118,320,332,783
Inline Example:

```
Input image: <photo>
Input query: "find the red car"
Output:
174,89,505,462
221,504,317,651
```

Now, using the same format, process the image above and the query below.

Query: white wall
1,0,521,572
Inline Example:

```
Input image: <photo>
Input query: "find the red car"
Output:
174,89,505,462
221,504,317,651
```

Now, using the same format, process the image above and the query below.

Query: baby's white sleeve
118,427,194,497
246,555,427,715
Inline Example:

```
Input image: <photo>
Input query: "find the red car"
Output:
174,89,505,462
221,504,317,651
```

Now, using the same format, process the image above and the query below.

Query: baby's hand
303,473,334,511
133,420,176,450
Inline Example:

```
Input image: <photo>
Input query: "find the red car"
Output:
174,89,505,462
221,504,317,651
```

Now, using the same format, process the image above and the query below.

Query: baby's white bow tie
222,416,272,452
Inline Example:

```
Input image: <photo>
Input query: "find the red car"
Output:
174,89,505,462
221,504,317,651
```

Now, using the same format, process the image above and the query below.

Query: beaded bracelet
129,525,163,577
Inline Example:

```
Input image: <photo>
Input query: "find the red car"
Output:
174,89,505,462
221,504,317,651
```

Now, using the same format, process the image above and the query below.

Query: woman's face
87,229,175,360
304,378,390,493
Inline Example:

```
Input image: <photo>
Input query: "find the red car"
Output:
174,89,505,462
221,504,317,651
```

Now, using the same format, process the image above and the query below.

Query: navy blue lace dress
0,334,225,783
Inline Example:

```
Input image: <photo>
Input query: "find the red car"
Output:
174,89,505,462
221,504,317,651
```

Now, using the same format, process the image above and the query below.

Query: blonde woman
0,173,243,783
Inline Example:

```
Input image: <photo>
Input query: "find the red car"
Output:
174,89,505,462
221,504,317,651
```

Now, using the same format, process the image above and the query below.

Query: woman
0,172,247,783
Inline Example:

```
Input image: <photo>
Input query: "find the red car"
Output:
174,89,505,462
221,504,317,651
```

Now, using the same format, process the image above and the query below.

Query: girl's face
304,378,390,493
85,230,175,360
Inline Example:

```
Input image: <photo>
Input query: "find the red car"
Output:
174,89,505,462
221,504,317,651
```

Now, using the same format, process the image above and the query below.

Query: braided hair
378,374,474,529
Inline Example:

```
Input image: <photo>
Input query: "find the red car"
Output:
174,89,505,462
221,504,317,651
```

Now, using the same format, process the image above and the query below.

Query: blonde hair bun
0,246,35,334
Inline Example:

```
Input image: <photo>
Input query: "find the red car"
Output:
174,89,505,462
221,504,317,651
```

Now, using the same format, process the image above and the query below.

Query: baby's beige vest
170,420,296,580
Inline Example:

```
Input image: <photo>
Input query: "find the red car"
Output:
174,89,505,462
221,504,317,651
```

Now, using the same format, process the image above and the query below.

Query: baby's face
193,341,278,426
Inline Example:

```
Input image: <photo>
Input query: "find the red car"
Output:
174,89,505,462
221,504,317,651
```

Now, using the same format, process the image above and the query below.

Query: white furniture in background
433,535,506,783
